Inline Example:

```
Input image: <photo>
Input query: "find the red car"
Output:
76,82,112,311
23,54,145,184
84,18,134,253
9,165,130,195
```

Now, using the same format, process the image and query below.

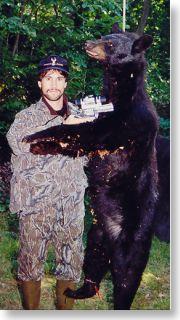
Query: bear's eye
118,54,127,59
107,41,113,47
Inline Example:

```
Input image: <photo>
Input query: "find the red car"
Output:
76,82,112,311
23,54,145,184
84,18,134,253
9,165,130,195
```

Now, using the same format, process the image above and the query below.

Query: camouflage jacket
6,98,88,215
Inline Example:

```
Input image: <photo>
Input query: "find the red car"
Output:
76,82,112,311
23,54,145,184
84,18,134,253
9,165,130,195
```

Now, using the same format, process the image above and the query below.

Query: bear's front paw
23,131,56,143
23,133,41,143
30,141,62,155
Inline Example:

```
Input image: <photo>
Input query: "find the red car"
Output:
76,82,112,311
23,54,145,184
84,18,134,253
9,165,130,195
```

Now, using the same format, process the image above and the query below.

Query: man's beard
42,90,63,101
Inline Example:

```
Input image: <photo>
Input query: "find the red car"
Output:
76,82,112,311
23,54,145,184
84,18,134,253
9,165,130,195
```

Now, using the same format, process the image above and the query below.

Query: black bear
154,135,170,243
24,26,159,309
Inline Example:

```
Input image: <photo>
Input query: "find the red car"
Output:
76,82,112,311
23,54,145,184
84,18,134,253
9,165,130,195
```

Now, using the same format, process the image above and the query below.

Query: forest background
0,0,169,135
0,0,170,310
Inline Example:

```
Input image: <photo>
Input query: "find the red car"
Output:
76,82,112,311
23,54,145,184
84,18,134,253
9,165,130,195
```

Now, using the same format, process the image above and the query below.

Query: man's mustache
47,89,61,92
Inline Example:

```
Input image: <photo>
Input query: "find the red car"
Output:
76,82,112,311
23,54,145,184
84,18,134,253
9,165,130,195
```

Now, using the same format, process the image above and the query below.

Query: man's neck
43,96,63,111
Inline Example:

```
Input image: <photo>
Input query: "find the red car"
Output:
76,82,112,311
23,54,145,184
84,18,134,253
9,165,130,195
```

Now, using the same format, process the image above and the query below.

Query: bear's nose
85,41,91,49
85,41,96,50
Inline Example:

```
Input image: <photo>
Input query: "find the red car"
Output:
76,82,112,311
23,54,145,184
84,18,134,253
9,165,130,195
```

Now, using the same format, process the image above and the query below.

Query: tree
0,0,170,134
137,0,150,34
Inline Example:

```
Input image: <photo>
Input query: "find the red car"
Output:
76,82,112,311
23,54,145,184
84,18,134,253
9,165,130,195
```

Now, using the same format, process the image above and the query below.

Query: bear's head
85,23,153,67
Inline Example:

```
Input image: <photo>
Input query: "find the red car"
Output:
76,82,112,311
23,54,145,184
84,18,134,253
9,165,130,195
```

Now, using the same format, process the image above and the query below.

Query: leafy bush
0,0,169,124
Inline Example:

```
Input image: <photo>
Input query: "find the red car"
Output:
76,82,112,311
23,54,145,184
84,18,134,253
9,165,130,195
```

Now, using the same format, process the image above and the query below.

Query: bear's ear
111,22,123,34
131,34,153,54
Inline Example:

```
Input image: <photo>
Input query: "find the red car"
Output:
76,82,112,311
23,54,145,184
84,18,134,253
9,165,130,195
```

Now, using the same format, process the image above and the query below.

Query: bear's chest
88,142,136,185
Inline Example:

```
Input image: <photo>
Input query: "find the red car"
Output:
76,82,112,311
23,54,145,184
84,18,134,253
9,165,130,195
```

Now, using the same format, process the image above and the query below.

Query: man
6,55,92,310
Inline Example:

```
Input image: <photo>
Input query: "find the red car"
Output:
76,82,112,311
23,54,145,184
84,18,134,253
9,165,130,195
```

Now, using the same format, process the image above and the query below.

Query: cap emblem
39,55,69,73
51,57,57,66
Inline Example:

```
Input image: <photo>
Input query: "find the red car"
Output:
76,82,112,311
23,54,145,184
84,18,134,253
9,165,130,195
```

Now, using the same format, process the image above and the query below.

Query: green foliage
147,64,170,107
159,117,170,137
0,0,169,125
0,121,9,134
0,198,10,212
0,212,19,279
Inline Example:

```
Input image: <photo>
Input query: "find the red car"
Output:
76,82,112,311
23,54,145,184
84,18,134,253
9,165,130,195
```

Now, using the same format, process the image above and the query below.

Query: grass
0,211,170,310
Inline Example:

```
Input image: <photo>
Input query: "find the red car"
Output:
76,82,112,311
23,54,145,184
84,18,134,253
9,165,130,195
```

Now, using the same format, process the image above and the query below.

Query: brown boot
19,280,41,310
56,280,75,310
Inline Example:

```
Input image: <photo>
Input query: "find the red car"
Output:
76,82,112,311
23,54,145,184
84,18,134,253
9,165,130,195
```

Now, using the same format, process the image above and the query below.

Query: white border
0,0,177,319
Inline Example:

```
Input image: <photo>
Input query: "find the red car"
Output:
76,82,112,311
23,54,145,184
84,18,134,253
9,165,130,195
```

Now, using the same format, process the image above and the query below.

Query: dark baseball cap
38,55,69,74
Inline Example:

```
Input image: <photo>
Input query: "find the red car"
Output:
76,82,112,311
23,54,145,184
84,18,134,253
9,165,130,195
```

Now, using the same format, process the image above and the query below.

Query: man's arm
6,111,35,155
6,109,63,156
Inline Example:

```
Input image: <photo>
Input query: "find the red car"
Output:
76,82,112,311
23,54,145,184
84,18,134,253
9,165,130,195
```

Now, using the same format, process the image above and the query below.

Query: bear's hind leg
110,231,153,309
65,224,110,299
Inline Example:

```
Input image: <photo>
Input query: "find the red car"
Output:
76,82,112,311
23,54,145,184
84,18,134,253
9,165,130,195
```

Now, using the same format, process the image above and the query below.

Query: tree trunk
12,0,28,56
12,34,20,56
137,0,150,35
53,4,59,18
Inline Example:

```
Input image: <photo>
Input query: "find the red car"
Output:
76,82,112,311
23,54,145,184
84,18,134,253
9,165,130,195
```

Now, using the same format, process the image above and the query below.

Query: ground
0,211,170,310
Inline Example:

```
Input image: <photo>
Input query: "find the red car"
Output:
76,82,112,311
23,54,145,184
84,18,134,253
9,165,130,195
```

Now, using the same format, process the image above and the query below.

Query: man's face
38,70,67,101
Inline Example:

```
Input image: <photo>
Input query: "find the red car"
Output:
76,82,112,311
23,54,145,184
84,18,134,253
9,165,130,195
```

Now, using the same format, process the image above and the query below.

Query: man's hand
63,115,96,125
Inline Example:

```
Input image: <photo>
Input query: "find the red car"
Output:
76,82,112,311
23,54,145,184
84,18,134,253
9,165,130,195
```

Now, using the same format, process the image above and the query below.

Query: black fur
24,27,159,309
154,135,170,242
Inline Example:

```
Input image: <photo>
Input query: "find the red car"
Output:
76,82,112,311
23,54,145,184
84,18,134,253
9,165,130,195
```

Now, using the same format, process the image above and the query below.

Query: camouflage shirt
6,98,88,215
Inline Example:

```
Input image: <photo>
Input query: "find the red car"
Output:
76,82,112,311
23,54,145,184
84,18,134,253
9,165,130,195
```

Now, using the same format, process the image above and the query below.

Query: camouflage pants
18,200,85,282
